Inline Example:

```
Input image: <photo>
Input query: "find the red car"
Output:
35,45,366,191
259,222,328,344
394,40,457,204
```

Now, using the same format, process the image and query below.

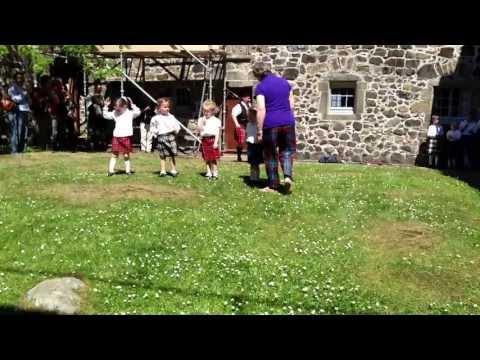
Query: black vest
237,102,249,126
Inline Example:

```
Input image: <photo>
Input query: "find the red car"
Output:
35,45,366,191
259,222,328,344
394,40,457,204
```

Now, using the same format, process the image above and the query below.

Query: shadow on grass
239,176,292,195
0,265,319,314
0,304,57,316
112,170,135,176
239,175,268,189
440,169,480,192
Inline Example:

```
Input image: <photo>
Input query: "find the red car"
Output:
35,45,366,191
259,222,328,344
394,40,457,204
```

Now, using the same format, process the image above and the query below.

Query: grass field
1,151,480,314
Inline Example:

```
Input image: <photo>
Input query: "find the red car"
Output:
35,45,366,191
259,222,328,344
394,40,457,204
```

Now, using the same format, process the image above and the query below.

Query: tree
0,45,121,87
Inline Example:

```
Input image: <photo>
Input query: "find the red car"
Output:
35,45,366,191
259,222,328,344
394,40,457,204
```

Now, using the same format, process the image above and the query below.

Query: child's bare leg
124,153,132,174
212,161,218,178
206,162,212,177
108,153,118,174
170,156,177,173
160,158,166,174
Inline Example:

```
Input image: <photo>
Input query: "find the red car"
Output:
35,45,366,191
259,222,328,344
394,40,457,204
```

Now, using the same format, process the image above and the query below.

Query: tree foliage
0,45,122,83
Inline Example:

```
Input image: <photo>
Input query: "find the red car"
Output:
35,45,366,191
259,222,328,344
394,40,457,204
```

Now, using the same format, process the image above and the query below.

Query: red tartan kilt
234,126,246,145
111,136,133,154
201,136,221,161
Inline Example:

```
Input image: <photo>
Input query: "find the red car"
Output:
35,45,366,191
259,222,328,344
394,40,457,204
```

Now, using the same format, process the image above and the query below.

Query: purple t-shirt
255,74,295,129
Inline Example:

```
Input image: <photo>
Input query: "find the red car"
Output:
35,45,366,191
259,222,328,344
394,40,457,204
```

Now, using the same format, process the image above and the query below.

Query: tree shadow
440,169,480,191
0,304,57,316
0,265,323,315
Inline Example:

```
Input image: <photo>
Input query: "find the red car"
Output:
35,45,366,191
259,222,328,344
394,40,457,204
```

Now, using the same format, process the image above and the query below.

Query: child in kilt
197,100,222,180
246,106,263,182
150,98,181,177
103,97,141,176
426,115,444,168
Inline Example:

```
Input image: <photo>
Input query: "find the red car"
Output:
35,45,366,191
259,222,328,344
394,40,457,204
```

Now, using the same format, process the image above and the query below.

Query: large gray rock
25,277,87,315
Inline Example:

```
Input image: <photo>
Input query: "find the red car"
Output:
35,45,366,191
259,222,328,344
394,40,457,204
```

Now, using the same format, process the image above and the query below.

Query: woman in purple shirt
253,62,296,194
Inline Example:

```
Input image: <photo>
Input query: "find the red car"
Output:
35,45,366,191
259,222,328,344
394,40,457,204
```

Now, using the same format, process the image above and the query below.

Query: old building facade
103,45,480,163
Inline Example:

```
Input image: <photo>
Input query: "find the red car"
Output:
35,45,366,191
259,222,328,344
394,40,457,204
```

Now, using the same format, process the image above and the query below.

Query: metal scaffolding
94,45,255,153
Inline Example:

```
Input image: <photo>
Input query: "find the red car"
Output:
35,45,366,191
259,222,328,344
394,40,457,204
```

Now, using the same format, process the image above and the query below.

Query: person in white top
446,123,462,169
150,98,181,177
246,105,264,182
426,115,444,168
7,72,31,154
231,93,251,162
103,97,141,176
197,100,222,180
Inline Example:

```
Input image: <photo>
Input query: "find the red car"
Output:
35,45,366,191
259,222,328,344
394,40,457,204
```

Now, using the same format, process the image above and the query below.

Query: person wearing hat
231,91,252,162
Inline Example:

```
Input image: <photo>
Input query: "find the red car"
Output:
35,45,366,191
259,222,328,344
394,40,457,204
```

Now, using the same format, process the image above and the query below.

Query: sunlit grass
0,152,479,314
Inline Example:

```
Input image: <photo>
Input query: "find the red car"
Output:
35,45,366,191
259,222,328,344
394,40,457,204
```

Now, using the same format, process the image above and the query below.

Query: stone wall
248,45,463,163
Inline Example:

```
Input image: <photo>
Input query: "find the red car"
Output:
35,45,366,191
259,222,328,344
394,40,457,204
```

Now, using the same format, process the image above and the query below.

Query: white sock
109,158,116,173
206,167,212,177
125,160,131,173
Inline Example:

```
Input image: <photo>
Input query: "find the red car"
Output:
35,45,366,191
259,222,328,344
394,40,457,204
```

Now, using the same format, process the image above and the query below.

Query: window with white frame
329,82,356,115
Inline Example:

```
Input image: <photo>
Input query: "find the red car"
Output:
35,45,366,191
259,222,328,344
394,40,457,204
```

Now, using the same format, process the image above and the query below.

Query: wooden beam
144,60,225,67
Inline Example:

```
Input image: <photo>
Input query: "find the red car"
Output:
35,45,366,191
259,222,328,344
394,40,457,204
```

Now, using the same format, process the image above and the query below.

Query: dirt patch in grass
356,220,473,307
363,221,440,255
35,183,198,205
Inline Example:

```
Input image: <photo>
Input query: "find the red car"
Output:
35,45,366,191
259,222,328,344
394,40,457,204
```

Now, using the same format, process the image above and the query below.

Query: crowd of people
427,113,480,170
0,71,79,154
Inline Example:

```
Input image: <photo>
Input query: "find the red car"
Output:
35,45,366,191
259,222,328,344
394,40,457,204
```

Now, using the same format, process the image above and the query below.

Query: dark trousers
263,125,296,189
8,110,29,153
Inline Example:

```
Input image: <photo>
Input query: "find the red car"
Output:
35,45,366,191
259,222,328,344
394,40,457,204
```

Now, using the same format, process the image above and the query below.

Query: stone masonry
247,45,463,163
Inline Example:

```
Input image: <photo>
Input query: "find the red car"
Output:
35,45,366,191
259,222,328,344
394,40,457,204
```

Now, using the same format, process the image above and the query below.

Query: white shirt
8,84,30,112
150,113,181,136
446,129,462,142
427,124,443,138
103,105,141,137
232,101,250,118
200,116,221,138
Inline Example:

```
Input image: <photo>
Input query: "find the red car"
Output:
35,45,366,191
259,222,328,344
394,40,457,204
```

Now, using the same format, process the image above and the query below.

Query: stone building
100,45,480,164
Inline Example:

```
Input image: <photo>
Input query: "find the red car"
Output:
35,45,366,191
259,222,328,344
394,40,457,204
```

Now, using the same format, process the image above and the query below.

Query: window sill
324,114,361,121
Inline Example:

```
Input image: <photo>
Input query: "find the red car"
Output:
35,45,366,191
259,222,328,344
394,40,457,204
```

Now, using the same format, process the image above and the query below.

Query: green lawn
1,152,480,314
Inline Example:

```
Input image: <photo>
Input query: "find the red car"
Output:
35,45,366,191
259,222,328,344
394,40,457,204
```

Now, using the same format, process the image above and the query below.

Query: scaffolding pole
177,45,213,100
208,58,213,100
120,48,124,97
222,60,227,152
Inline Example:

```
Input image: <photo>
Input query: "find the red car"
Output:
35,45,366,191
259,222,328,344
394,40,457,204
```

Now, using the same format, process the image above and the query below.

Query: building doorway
223,86,254,152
